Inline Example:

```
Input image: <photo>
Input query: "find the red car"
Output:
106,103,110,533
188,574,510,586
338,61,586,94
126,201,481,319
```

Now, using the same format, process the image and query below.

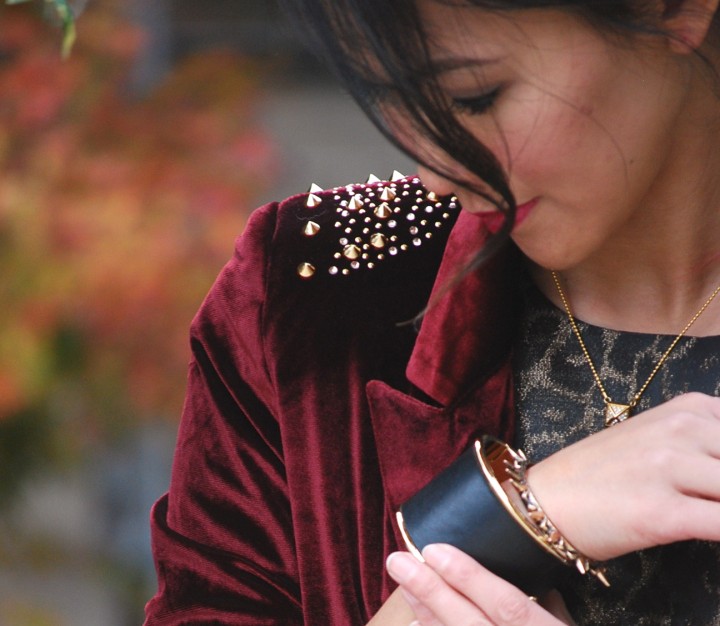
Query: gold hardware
303,221,320,237
297,262,316,279
551,271,720,427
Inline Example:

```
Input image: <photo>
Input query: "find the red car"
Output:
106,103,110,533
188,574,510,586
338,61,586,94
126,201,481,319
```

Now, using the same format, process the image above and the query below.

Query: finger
539,590,578,625
673,455,720,500
399,589,444,626
422,544,565,626
654,496,720,544
386,552,492,625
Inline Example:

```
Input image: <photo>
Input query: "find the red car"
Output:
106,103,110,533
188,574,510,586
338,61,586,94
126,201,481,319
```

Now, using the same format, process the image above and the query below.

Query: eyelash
450,87,502,115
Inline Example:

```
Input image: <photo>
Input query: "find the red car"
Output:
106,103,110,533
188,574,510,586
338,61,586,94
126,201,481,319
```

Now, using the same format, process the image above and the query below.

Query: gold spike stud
348,195,364,211
370,233,387,249
595,569,611,588
303,221,320,237
343,244,361,260
366,174,382,184
391,170,405,182
308,183,324,194
306,193,322,209
297,262,316,279
380,187,396,202
427,191,439,202
374,202,392,219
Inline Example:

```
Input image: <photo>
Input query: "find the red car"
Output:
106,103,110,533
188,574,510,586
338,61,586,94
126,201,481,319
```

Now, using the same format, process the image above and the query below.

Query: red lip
474,198,539,234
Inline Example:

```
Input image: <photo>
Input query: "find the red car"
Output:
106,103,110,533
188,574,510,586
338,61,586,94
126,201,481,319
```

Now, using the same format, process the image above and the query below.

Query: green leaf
4,0,77,56
49,0,77,58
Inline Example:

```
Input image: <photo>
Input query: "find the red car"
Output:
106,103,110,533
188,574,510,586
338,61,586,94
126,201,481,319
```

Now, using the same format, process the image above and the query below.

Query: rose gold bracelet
493,441,610,587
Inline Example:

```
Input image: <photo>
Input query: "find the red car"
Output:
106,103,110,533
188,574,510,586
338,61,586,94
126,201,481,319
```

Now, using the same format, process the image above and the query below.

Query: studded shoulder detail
294,171,459,279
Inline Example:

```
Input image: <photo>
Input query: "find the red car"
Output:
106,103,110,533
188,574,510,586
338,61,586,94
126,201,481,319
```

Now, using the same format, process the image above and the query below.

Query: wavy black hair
281,0,710,267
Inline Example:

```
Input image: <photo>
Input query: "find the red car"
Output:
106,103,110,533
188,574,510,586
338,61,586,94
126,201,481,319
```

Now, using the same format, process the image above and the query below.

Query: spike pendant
604,401,631,427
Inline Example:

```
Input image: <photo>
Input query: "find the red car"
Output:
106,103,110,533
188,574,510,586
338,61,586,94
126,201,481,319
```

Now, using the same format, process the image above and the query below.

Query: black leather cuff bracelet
396,436,565,596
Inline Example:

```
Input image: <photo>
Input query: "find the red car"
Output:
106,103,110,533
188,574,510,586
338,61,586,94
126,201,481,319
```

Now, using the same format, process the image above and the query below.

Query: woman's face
415,5,694,270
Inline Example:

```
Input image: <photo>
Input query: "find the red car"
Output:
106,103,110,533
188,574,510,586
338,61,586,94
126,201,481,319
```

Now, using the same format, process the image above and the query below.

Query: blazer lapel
406,210,518,406
367,358,514,513
367,211,519,530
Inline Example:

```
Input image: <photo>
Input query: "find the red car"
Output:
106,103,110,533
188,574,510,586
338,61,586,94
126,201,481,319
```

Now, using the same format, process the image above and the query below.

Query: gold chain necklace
551,271,720,427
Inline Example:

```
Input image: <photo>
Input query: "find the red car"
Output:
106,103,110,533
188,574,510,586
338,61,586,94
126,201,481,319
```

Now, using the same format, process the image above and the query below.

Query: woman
145,0,720,624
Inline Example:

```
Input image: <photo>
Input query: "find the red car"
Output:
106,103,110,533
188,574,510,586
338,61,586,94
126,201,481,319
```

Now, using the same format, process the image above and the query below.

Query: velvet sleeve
144,203,302,625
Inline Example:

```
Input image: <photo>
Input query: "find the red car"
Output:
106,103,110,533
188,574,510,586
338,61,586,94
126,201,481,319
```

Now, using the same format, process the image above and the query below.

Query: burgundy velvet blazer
145,176,520,625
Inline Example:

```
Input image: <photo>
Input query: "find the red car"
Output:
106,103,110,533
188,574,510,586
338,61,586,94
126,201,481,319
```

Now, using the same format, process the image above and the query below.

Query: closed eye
450,86,502,115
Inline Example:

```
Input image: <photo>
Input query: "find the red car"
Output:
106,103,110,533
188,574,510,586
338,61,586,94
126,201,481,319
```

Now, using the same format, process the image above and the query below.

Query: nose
417,165,458,197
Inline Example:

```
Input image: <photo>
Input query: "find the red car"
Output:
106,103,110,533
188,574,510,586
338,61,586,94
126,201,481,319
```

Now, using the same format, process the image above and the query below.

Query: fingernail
386,551,419,583
421,543,452,569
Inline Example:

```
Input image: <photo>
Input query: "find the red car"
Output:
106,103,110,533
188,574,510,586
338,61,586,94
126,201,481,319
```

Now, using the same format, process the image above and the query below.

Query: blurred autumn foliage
0,1,276,499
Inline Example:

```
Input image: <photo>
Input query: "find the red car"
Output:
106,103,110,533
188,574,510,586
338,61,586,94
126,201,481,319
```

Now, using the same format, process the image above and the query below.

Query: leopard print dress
513,281,720,626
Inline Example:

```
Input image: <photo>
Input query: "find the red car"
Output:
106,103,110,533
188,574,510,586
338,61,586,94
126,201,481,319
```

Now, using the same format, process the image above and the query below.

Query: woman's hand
385,544,571,625
370,392,720,625
528,392,720,561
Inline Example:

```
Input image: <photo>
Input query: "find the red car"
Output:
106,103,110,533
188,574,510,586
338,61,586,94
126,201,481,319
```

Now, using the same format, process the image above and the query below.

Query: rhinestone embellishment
296,172,459,279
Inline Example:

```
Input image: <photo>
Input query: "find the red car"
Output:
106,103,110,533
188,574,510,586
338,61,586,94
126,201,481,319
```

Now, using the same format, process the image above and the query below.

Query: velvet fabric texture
145,179,519,625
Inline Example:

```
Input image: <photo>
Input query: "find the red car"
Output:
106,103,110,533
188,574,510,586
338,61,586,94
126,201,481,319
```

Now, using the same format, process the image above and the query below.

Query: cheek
499,84,636,194
493,108,590,184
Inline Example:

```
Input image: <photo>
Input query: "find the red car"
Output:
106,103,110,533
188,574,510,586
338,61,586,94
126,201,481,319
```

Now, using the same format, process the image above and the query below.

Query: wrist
397,439,563,596
397,437,609,594
504,446,608,585
527,457,608,562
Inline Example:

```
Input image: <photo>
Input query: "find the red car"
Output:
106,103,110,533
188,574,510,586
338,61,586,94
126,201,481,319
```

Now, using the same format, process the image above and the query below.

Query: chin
511,237,584,271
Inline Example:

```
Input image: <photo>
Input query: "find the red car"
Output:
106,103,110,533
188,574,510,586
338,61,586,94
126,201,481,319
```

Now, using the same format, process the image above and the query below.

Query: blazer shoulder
268,172,461,285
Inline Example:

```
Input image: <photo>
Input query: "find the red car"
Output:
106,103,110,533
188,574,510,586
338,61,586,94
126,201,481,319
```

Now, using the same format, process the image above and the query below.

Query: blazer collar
406,210,518,406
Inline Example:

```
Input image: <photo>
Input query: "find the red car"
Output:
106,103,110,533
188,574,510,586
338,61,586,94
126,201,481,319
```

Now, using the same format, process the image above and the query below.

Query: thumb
539,590,577,626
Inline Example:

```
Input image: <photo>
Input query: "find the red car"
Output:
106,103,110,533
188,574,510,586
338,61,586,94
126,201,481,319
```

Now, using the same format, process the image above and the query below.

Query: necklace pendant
604,402,631,427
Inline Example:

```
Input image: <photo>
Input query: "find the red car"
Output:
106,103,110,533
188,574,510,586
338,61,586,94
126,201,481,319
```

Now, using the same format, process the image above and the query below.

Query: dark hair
281,0,706,267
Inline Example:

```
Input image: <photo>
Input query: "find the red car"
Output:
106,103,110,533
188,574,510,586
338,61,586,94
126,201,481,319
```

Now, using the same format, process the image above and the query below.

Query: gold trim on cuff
396,510,425,562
